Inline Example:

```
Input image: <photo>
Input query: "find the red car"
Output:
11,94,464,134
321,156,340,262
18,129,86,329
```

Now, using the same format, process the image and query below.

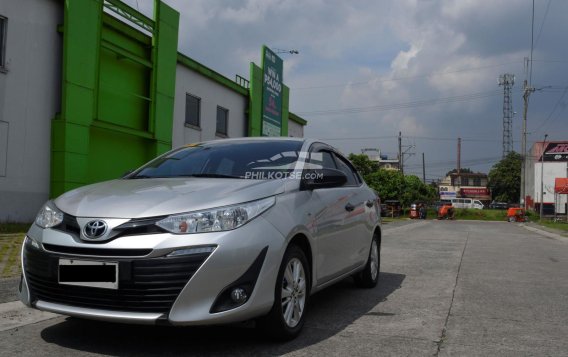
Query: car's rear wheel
258,244,310,341
354,234,380,288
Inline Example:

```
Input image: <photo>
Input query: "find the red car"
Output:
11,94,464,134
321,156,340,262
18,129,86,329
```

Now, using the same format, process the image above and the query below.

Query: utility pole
540,134,548,220
521,75,535,209
422,152,426,183
398,132,402,176
457,137,461,174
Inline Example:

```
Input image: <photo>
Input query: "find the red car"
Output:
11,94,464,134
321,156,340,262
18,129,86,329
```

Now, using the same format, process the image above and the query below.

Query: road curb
520,224,568,243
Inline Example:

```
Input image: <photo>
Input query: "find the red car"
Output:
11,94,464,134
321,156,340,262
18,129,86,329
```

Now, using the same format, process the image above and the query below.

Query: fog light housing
230,288,248,304
210,246,268,313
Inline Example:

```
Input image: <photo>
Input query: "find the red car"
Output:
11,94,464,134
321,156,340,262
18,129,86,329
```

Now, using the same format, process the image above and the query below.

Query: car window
306,150,337,170
131,141,303,179
332,153,358,186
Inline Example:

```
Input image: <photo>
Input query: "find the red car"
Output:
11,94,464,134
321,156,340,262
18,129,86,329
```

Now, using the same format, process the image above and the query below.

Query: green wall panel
281,85,289,137
88,128,151,182
151,1,179,156
248,63,263,137
51,0,180,197
98,45,150,131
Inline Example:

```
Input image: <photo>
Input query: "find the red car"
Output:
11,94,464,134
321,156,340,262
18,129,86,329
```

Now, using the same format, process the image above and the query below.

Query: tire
258,245,310,341
353,234,380,288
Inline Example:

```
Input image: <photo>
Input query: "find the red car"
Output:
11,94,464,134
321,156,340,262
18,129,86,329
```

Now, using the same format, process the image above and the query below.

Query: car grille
53,214,168,241
24,245,211,314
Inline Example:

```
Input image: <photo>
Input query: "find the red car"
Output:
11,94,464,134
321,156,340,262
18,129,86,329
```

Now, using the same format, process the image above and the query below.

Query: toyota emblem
83,220,108,240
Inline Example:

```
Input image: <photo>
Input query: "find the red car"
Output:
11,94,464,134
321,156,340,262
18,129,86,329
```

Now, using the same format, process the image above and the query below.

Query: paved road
0,221,567,356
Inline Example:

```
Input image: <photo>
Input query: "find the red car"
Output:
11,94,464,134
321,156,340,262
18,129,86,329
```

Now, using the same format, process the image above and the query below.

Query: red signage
461,188,490,196
542,142,568,162
555,178,568,194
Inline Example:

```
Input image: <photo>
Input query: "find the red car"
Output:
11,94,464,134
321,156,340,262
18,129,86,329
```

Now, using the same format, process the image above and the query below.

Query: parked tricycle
507,207,526,222
437,204,455,220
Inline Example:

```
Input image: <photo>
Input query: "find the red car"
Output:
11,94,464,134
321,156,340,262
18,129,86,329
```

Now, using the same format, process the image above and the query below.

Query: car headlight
156,196,276,234
35,201,64,229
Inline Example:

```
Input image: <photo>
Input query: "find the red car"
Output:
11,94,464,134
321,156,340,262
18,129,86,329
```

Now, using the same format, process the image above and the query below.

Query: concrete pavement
0,220,566,356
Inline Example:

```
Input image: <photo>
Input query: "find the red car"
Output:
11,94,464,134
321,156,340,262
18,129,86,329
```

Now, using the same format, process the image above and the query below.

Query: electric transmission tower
498,73,515,158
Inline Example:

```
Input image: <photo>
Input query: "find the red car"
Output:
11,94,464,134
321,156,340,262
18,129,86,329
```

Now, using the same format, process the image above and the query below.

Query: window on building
185,94,200,127
0,16,7,69
216,106,228,136
473,177,481,186
462,177,469,186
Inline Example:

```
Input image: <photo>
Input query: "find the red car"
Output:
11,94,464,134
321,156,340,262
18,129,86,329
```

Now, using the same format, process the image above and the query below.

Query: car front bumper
20,215,286,326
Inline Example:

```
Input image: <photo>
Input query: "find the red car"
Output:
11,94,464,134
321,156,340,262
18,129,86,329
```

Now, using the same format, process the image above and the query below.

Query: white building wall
172,64,247,147
288,120,304,137
533,162,568,214
0,0,62,222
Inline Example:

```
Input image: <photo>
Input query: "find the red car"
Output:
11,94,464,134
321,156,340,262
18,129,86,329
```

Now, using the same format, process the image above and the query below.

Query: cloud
123,0,568,179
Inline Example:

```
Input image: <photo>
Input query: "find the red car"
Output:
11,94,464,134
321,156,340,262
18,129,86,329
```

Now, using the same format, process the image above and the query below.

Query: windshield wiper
128,175,153,179
183,173,244,179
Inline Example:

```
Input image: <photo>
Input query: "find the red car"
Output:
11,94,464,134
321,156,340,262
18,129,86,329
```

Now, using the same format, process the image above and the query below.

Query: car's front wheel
353,234,380,288
258,244,310,341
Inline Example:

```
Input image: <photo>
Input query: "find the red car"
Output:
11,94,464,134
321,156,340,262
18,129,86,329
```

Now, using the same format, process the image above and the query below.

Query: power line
531,86,568,134
296,90,503,116
321,135,499,142
292,61,522,90
534,0,552,50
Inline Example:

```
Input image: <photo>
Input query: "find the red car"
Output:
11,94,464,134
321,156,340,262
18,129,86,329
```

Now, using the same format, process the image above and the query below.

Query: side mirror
300,168,347,190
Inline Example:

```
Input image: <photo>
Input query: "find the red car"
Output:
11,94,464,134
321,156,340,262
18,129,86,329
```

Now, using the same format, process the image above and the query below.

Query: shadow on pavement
40,272,405,356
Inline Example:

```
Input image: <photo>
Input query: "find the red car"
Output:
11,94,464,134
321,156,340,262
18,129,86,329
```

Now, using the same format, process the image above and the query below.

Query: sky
124,0,568,182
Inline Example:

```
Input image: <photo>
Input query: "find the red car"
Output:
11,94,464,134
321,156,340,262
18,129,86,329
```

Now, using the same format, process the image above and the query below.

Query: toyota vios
20,138,381,340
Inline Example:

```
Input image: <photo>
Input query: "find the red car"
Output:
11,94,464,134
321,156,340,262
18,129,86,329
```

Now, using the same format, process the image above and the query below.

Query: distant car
489,201,508,210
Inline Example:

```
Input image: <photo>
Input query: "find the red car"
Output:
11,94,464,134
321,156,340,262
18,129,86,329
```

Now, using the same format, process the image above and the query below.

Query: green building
0,0,307,222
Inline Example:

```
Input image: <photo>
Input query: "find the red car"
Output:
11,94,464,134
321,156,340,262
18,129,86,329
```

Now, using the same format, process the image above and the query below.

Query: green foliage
348,154,380,176
347,153,437,206
365,169,404,201
363,169,437,206
488,152,521,203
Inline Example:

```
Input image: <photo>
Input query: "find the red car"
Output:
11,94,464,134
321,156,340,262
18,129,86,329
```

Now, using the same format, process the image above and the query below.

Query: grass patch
453,208,509,221
0,223,31,234
0,234,25,278
537,220,568,232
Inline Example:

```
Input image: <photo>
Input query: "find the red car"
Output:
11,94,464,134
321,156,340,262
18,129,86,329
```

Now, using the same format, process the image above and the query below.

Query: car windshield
129,140,304,179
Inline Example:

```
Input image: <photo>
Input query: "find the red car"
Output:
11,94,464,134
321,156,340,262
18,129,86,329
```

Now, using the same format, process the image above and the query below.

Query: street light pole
540,134,548,221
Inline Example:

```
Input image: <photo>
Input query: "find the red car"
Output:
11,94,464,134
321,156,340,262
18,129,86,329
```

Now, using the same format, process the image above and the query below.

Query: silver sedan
20,138,381,340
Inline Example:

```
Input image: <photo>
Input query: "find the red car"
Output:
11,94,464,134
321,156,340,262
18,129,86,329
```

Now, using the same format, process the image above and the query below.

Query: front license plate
58,259,118,290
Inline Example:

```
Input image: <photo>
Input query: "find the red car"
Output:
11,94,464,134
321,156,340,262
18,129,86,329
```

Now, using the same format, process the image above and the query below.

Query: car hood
54,178,287,218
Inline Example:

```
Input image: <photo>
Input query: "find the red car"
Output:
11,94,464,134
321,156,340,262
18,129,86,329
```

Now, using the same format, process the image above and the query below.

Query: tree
364,170,437,206
348,153,380,176
365,169,404,201
488,152,521,203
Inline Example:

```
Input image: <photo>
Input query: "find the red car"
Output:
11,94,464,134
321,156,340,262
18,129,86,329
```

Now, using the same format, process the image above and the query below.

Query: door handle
345,203,355,212
366,200,374,208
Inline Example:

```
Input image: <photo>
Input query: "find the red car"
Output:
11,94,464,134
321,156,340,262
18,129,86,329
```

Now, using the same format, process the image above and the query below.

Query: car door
331,152,375,267
305,148,359,285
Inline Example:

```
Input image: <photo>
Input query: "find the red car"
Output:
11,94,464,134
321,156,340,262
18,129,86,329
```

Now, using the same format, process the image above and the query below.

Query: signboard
440,191,457,198
261,46,283,136
541,142,568,162
555,178,568,194
461,188,490,196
